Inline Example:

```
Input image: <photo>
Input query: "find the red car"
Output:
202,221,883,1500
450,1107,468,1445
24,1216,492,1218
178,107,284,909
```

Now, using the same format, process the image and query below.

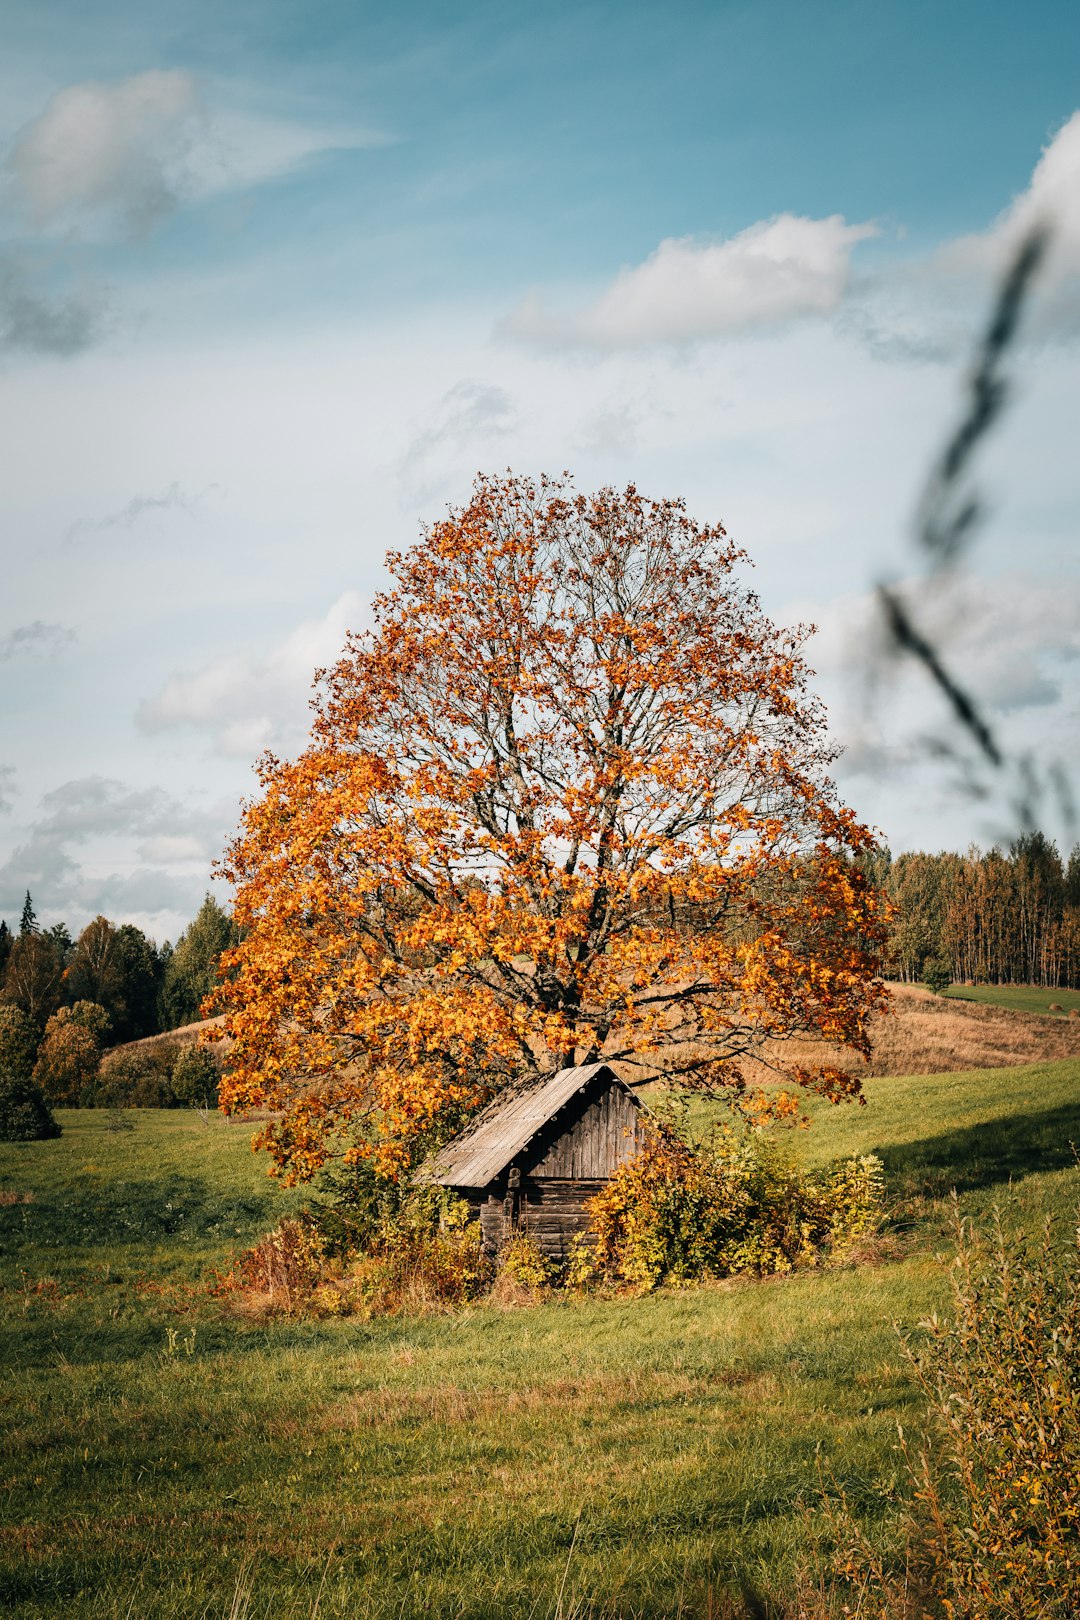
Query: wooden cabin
423,1062,647,1259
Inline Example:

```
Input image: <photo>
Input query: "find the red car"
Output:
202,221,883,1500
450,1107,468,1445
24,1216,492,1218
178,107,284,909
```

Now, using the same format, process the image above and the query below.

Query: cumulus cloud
501,214,878,350
0,256,106,355
0,621,76,660
136,590,367,757
8,69,203,235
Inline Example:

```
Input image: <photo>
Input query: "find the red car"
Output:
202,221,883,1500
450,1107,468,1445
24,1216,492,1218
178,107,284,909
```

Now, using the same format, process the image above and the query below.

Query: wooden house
423,1062,647,1259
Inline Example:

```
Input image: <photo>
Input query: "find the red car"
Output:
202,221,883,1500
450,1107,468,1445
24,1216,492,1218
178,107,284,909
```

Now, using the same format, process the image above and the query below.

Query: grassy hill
2,1057,1078,1619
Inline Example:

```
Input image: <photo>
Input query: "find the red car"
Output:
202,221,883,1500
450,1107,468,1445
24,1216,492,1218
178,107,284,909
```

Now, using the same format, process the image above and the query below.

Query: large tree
217,474,888,1180
65,917,163,1042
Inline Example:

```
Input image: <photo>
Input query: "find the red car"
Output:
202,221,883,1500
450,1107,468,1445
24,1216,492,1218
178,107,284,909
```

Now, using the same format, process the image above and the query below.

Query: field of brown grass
743,981,1080,1085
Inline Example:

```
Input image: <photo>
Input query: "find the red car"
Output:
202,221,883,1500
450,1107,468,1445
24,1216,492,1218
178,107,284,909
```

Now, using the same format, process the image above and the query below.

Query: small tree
171,1043,219,1107
19,890,36,936
217,473,889,1182
0,1003,38,1082
33,1002,107,1105
924,955,952,996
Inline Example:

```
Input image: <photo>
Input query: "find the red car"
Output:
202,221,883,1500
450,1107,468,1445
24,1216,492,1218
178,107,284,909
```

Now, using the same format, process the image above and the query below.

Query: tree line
0,891,238,1043
861,832,1080,988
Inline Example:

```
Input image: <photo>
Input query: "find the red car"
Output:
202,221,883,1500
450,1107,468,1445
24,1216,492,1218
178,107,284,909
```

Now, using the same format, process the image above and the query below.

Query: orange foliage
214,473,889,1181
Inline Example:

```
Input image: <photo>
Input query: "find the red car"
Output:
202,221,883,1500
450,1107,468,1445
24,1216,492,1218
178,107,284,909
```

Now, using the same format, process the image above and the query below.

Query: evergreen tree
19,891,36,936
0,919,11,980
45,922,74,968
161,895,239,1028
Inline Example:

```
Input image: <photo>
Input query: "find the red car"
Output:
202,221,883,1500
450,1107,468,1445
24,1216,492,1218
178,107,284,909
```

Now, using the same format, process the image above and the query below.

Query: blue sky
2,0,1079,939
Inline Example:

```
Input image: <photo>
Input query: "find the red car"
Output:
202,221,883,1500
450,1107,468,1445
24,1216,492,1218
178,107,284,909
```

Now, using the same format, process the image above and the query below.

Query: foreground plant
820,1201,1080,1619
215,472,889,1182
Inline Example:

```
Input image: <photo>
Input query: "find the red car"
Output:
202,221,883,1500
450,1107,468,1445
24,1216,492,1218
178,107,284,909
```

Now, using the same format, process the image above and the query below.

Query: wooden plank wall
477,1181,607,1260
524,1079,642,1179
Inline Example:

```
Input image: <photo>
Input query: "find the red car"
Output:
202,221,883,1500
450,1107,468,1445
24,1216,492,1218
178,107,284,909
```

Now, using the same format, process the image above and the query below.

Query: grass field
943,982,1080,1018
2,1061,1079,1619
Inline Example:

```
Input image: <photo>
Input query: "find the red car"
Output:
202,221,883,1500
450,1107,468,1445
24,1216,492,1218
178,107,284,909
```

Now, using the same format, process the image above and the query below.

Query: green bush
0,1003,37,1083
93,1043,181,1108
817,1202,1080,1618
0,1073,61,1141
170,1043,219,1107
586,1124,884,1290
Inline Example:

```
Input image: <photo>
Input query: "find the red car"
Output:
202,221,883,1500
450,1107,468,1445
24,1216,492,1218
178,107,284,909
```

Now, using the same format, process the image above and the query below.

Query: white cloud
9,70,203,234
6,70,385,238
501,214,878,350
922,111,1080,340
0,765,14,815
137,590,368,757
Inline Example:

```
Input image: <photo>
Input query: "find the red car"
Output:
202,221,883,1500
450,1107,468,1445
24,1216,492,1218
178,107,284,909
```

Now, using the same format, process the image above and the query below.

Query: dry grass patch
739,982,1080,1085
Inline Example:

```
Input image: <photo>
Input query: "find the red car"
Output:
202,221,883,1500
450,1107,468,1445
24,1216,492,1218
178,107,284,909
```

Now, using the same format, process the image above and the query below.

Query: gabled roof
423,1061,638,1188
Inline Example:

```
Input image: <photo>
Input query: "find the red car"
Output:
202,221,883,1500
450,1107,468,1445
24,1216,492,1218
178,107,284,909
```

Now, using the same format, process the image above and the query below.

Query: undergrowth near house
583,1125,883,1290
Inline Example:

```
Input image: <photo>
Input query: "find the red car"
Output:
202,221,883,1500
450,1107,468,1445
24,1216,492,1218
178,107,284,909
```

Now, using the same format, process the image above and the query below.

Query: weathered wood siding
476,1180,608,1260
522,1076,643,1179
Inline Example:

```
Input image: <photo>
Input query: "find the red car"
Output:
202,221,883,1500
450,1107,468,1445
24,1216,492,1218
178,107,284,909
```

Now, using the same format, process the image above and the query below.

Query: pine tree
19,891,36,936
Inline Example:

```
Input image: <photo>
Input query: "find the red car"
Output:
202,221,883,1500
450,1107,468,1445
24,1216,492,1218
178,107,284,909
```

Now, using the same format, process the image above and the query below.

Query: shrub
817,1202,1080,1618
171,1043,219,1107
586,1125,884,1291
497,1233,556,1291
223,1190,490,1319
0,1074,61,1141
349,1192,489,1315
0,1003,37,1082
923,956,952,996
94,1043,181,1108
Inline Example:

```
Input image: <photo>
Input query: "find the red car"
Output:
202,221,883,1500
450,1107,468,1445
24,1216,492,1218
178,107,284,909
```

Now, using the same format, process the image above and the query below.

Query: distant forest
2,833,1077,1050
863,832,1080,989
0,891,238,1043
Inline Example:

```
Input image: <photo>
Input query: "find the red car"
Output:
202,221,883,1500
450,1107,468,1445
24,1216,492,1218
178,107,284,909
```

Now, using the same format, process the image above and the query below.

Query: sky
2,0,1079,943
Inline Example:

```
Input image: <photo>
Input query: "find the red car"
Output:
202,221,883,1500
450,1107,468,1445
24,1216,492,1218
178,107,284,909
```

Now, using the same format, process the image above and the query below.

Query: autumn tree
33,1002,108,1106
217,474,889,1181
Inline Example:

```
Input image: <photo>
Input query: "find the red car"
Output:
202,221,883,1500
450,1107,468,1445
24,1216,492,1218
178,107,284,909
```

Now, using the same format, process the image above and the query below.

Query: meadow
2,1056,1079,1619
943,982,1080,1018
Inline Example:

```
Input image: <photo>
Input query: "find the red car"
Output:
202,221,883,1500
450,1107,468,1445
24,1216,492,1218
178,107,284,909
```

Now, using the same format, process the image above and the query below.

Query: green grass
942,982,1080,1018
2,1065,1079,1620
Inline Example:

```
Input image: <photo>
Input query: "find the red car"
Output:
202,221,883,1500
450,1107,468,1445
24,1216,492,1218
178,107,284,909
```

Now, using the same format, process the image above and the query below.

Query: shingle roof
422,1062,633,1188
